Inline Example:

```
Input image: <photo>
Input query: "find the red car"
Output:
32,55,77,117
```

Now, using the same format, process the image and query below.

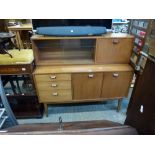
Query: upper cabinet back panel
95,38,134,64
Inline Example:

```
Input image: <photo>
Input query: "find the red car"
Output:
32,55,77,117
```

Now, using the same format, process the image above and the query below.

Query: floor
17,88,132,125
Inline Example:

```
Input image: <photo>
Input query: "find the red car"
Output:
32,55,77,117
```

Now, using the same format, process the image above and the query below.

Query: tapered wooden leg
44,103,48,117
117,98,123,112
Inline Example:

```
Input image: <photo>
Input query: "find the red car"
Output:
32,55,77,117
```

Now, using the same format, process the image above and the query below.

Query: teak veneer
32,33,134,116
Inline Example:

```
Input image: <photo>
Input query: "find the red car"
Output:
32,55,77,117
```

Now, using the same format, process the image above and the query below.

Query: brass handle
52,92,58,96
112,39,119,44
50,75,56,79
113,73,119,77
88,74,94,78
51,83,57,87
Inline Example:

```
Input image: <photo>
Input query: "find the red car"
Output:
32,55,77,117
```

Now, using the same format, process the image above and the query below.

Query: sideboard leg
117,98,123,112
44,103,48,117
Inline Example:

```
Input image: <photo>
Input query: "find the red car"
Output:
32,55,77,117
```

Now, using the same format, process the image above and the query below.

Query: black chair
0,32,19,58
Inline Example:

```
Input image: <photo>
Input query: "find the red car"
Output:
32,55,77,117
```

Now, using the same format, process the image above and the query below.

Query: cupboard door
95,38,133,64
72,73,103,100
101,71,133,98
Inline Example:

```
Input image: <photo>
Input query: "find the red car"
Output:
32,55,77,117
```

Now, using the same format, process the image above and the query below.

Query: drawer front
36,81,71,90
0,64,33,74
38,90,72,102
101,71,133,98
96,38,133,64
35,74,71,82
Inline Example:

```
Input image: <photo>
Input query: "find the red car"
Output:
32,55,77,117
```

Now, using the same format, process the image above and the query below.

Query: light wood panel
95,38,134,64
101,71,133,98
72,73,103,100
33,64,133,74
35,74,71,82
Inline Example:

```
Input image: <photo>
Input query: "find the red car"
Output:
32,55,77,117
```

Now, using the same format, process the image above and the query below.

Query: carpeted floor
17,88,132,125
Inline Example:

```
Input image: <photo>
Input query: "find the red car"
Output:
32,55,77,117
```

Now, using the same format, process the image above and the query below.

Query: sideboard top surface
31,33,134,40
33,64,133,74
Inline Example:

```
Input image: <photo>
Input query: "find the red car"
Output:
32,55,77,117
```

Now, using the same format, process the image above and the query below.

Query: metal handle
21,68,26,71
112,39,119,44
113,73,119,77
50,75,56,79
58,116,63,131
52,92,58,96
51,83,57,87
88,74,94,78
5,93,10,96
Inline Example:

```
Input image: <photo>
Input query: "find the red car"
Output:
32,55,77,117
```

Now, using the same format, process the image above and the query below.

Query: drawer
36,81,71,90
96,38,133,64
38,90,72,102
0,64,34,74
35,74,71,82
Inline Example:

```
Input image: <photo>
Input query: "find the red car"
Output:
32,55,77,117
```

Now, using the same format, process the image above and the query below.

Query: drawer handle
113,73,119,77
51,83,57,87
88,74,94,78
50,75,56,79
112,39,119,44
52,92,58,96
21,68,26,71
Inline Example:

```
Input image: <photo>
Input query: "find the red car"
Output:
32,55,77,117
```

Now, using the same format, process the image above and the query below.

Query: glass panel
35,39,96,61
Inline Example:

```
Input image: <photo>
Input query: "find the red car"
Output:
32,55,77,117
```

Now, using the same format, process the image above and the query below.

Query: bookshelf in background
129,19,155,69
129,20,155,86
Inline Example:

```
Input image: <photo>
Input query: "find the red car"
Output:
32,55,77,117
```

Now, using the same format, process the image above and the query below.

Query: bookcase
130,19,155,69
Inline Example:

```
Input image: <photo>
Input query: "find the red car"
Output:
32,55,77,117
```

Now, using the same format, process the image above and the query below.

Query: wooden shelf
38,50,94,59
36,59,94,66
34,64,133,74
131,31,145,40
132,25,147,31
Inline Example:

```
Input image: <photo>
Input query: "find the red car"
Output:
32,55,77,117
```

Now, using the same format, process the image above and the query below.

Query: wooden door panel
72,73,103,100
95,38,133,64
101,71,133,98
125,59,155,134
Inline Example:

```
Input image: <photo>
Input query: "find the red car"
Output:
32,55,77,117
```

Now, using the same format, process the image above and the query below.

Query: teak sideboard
32,33,134,116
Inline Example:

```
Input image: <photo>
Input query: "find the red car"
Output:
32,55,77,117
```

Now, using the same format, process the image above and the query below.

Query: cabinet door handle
51,83,57,87
50,75,56,79
88,74,94,78
112,39,119,44
113,73,119,77
52,92,58,96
